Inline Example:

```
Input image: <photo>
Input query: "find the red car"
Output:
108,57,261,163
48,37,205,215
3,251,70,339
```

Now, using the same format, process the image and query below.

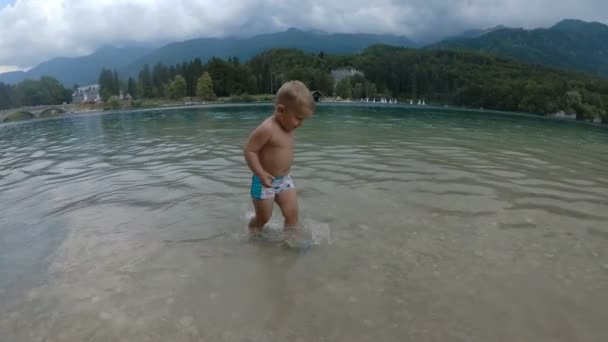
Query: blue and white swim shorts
250,174,295,200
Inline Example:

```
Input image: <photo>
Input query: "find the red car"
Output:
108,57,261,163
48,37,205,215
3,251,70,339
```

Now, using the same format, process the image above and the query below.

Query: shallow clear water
1,104,608,341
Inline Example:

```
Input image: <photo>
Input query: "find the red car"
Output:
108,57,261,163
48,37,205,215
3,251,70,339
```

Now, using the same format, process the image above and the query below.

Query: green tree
4,76,70,107
138,64,154,98
352,82,364,99
112,70,120,95
336,78,353,99
152,63,170,97
168,75,187,99
127,78,137,98
127,45,608,121
205,57,255,96
366,83,377,99
98,68,114,100
186,58,204,96
9,84,24,107
0,82,11,109
309,70,334,96
40,76,71,104
246,74,258,95
196,72,216,100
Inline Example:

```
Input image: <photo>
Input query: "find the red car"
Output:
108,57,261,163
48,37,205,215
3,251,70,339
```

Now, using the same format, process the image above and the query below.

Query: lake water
1,104,607,341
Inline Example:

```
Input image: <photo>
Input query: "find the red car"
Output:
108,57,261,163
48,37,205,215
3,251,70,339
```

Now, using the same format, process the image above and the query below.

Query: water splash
244,210,332,249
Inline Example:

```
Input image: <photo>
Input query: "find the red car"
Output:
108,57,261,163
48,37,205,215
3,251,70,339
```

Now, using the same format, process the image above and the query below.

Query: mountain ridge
429,18,608,77
0,29,414,86
3,19,608,86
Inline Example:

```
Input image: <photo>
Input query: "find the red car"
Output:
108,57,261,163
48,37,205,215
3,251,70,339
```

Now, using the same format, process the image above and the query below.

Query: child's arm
244,124,274,187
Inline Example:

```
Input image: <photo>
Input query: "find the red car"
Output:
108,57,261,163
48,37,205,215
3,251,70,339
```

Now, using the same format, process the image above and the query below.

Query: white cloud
1,0,607,69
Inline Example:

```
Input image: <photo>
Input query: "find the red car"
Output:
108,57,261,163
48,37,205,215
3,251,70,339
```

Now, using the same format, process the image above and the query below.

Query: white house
72,84,101,104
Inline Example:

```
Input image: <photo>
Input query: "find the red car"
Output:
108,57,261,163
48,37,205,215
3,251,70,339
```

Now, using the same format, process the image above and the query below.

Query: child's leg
249,198,274,233
275,189,298,231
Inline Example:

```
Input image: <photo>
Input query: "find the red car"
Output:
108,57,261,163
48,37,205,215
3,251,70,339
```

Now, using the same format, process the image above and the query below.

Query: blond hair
276,80,315,111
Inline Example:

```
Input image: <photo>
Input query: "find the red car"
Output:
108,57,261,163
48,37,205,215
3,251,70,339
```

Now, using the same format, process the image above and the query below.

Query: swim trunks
250,174,295,200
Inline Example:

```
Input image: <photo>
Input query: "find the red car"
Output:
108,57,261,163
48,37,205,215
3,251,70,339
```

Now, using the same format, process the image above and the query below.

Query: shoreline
1,100,605,128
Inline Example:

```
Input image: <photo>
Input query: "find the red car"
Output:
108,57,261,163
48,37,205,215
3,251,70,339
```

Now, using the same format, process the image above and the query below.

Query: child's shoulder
261,115,274,126
258,116,279,131
250,116,276,137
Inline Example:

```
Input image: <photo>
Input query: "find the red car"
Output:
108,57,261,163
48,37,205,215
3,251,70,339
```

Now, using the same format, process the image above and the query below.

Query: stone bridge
0,104,76,123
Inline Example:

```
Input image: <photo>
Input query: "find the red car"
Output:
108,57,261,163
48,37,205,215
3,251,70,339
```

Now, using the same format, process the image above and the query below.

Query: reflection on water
1,105,607,341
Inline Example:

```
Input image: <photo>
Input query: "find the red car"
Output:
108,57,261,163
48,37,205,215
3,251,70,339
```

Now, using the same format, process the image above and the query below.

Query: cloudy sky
0,0,607,72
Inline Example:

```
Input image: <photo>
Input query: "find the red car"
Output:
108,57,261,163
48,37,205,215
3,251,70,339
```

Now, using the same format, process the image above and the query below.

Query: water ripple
1,106,608,341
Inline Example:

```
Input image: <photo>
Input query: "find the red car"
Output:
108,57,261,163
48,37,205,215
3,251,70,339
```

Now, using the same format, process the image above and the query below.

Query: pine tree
138,64,153,98
112,70,120,95
127,78,137,98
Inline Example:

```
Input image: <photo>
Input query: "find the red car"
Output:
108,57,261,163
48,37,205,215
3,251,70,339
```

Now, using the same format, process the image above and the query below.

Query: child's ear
276,104,285,113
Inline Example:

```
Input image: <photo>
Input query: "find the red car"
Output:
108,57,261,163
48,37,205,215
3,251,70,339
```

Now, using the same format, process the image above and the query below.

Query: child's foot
249,229,269,241
281,233,314,253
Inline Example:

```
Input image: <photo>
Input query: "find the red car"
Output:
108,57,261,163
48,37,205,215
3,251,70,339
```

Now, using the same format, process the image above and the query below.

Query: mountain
121,28,415,77
0,45,153,86
0,29,414,86
429,19,608,77
442,25,509,41
551,19,608,35
0,71,27,84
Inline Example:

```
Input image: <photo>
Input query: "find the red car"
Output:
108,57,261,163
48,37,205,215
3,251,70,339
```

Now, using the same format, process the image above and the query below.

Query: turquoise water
1,105,607,341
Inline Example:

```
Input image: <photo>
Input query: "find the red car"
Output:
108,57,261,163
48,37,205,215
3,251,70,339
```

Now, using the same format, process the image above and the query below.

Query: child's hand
259,172,274,188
